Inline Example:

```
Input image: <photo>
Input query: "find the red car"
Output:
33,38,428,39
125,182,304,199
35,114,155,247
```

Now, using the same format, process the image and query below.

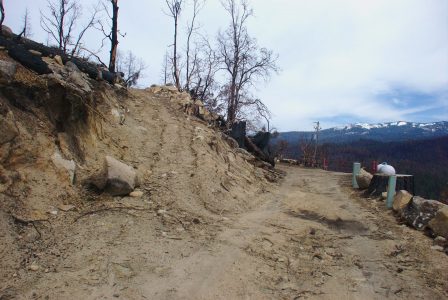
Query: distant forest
276,136,448,202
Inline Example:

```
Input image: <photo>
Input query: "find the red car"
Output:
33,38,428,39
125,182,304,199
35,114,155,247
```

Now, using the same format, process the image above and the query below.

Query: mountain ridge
275,121,448,144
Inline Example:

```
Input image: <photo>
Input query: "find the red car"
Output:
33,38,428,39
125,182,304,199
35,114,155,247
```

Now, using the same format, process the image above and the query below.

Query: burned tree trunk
0,34,118,84
229,121,246,148
365,174,415,197
0,36,52,75
244,136,275,167
109,0,119,73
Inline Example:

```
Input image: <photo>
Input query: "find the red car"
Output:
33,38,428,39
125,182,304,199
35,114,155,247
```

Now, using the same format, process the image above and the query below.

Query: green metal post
352,162,361,188
386,175,397,209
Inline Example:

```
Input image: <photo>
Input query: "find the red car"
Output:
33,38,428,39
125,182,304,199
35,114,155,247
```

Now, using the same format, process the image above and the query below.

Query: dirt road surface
137,165,447,300
12,165,447,300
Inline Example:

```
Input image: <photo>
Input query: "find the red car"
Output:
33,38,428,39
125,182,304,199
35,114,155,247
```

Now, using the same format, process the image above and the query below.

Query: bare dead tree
97,0,121,72
40,0,99,56
161,51,171,85
19,9,33,38
40,0,80,53
0,0,5,28
299,134,314,166
184,0,204,91
190,36,220,104
165,0,183,90
116,50,146,87
217,0,278,128
70,5,100,57
275,140,289,160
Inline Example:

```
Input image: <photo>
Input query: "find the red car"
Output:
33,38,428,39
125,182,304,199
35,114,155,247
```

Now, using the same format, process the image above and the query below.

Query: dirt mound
0,49,280,298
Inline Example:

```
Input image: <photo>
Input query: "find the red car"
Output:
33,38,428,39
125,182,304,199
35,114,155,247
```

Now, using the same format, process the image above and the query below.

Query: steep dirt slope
0,52,277,299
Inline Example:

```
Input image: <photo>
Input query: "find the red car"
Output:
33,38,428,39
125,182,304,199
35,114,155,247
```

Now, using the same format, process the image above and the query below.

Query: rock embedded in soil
51,151,76,184
393,190,413,212
92,156,138,196
129,191,144,198
401,197,445,230
428,206,448,239
356,168,373,189
29,264,39,271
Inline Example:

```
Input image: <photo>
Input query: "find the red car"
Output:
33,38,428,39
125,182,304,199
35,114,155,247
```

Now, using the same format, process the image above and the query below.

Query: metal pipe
386,175,397,209
352,162,361,188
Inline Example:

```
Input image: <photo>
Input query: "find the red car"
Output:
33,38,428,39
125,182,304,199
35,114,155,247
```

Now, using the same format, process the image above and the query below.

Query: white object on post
377,162,396,175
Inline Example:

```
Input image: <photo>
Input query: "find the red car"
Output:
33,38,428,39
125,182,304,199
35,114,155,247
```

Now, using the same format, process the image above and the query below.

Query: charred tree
0,0,5,28
165,0,183,90
108,0,119,73
0,34,117,83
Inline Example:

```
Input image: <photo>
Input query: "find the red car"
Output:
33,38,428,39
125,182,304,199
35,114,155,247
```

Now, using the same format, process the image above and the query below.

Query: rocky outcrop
92,156,138,196
356,168,373,189
0,60,17,83
428,206,448,239
51,151,76,184
0,111,18,145
393,190,413,212
401,196,445,230
222,133,239,149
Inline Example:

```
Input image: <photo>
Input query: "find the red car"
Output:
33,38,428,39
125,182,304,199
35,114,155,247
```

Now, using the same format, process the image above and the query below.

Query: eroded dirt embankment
0,53,280,299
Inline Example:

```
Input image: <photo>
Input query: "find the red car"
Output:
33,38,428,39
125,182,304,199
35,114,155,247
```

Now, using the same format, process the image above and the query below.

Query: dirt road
134,165,447,300
5,165,448,300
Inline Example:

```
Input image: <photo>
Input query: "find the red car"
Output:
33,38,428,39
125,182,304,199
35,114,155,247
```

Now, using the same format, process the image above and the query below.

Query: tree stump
365,174,414,197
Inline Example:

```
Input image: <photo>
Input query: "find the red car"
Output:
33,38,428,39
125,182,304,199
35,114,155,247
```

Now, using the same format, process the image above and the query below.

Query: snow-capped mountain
275,121,448,144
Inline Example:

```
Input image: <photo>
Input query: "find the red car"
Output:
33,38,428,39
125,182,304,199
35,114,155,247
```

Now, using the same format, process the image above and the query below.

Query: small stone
430,245,444,252
58,204,75,212
157,209,167,215
54,55,63,66
129,191,144,198
386,231,393,236
50,209,58,215
12,273,17,277
44,268,49,273
30,264,39,271
434,236,447,247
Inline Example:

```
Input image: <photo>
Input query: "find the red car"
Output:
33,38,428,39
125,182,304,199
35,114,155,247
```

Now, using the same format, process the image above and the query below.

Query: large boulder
428,206,448,239
93,156,138,196
401,196,445,230
393,190,413,212
356,168,373,189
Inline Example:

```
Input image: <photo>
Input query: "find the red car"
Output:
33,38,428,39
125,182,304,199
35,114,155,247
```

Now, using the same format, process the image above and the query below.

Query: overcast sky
5,0,448,131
